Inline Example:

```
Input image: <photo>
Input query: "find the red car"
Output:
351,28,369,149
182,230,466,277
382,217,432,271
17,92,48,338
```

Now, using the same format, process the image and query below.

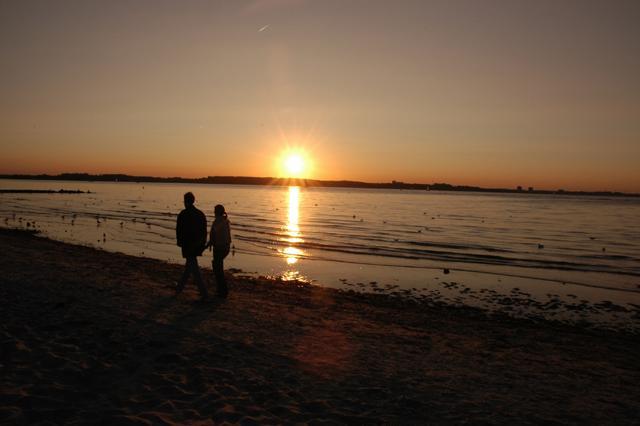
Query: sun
276,146,314,178
285,154,304,176
283,153,306,178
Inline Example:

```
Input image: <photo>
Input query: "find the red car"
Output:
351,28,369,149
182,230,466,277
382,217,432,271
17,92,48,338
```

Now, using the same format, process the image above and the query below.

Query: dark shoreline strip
0,189,89,194
1,174,638,197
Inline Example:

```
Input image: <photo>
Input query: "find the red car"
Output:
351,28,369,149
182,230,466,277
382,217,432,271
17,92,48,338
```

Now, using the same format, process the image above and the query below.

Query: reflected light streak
284,246,304,265
287,186,299,233
282,186,305,266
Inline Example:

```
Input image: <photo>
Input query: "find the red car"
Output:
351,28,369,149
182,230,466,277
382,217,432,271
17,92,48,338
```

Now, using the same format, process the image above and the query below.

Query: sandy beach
1,228,639,424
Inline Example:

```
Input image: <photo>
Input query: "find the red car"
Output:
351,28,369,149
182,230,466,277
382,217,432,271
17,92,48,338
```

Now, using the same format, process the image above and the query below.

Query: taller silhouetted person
175,192,208,300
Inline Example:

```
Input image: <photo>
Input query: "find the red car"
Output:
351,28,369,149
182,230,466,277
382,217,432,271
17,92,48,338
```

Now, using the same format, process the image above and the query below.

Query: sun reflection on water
281,186,305,272
283,246,304,265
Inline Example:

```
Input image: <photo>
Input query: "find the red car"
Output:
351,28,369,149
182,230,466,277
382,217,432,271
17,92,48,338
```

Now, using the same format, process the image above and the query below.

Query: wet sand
1,228,639,424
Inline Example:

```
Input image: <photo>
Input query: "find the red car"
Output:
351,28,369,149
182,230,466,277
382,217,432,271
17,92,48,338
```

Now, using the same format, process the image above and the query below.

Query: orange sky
1,1,639,192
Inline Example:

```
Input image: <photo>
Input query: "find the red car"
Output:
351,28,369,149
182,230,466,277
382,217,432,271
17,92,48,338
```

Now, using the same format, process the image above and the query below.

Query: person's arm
176,212,183,247
199,212,207,248
207,221,215,250
225,221,232,248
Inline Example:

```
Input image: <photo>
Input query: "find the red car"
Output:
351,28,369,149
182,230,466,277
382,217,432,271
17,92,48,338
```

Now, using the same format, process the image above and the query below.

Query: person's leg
213,249,229,297
176,257,192,294
191,257,208,299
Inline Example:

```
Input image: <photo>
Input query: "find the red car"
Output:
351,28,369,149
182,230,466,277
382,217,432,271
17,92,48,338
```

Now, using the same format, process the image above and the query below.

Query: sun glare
276,145,314,179
283,153,305,178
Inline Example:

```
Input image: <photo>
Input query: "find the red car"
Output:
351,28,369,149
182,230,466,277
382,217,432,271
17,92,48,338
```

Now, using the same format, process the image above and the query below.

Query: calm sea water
2,179,639,328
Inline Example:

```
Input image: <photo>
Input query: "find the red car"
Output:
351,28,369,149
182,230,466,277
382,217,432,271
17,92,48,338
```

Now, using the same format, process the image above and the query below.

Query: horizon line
0,172,638,197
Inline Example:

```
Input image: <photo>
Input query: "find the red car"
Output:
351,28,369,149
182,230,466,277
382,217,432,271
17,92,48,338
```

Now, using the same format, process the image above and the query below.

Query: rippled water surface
2,179,639,327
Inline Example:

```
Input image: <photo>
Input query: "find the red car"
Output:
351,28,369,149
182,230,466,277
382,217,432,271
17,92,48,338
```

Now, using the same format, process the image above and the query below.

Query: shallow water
2,179,639,329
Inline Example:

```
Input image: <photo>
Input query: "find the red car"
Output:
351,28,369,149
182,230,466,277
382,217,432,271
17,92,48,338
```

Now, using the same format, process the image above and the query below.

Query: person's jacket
176,205,207,258
210,216,231,252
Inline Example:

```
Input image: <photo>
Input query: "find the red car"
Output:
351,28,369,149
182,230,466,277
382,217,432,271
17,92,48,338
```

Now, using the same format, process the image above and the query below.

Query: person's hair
184,192,195,205
214,204,227,218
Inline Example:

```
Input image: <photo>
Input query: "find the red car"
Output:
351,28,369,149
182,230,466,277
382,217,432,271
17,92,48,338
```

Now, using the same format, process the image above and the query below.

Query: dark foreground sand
1,228,639,425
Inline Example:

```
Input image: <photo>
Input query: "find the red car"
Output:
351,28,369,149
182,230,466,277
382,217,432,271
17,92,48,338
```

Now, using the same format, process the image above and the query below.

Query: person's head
183,192,195,207
214,204,226,218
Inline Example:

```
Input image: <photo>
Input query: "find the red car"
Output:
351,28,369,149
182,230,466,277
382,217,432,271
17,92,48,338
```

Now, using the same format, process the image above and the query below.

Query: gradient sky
1,0,639,191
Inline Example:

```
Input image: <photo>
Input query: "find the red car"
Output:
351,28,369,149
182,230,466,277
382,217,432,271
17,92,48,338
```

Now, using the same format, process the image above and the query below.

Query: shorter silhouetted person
175,192,208,300
207,204,231,298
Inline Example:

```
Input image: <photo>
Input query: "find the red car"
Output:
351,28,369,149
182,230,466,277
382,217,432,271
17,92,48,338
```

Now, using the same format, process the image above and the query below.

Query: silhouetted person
175,192,208,300
207,204,231,298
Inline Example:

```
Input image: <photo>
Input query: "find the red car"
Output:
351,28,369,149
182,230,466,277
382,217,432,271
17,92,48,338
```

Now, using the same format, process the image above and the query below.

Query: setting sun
285,154,304,176
279,150,311,178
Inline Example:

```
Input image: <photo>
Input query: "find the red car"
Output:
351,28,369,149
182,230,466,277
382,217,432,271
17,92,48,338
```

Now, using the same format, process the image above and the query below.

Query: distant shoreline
1,173,637,197
0,189,89,194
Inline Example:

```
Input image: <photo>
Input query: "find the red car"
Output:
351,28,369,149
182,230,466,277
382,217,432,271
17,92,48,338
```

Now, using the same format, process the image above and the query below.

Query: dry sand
1,228,639,425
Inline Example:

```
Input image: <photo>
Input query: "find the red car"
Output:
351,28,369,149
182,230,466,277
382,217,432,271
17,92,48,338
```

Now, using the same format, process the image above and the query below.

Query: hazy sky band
1,0,639,191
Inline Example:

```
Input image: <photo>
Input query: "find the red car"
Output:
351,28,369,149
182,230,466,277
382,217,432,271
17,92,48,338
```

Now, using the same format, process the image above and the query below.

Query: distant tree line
0,173,636,197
